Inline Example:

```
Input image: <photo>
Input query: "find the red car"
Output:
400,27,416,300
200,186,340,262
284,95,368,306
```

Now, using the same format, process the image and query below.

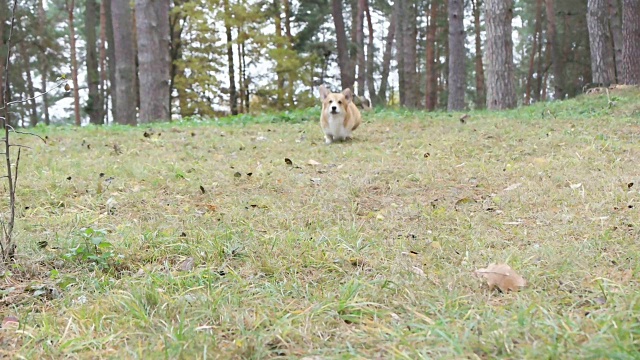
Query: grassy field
1,87,639,359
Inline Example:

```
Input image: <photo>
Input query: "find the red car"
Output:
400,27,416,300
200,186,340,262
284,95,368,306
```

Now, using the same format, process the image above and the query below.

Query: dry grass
1,88,639,359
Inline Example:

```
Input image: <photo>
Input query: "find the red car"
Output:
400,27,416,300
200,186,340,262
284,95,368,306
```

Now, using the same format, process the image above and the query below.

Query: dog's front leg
324,133,334,144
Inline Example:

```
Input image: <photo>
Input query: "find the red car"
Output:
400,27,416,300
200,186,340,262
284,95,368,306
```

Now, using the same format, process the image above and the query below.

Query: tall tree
525,0,542,105
485,0,516,109
425,0,438,110
471,0,486,108
99,0,108,123
587,0,616,85
86,0,103,125
355,0,366,96
622,0,640,84
66,0,81,126
447,0,465,110
18,42,37,126
224,0,238,115
364,0,376,102
135,0,171,123
545,0,565,99
331,0,354,90
111,0,138,125
402,0,418,107
37,0,51,125
375,6,396,106
105,0,118,122
608,0,624,81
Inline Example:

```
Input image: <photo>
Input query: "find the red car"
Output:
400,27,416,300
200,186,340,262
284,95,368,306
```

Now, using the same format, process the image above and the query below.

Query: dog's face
319,85,352,117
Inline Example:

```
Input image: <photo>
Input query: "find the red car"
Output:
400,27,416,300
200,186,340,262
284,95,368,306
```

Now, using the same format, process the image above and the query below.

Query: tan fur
318,85,362,144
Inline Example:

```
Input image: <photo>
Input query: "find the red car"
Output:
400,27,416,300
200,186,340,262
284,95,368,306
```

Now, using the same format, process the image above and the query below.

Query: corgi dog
319,85,362,144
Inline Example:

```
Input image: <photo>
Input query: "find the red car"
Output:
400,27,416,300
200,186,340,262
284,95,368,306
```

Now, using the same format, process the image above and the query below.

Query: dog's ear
319,85,329,100
342,88,353,103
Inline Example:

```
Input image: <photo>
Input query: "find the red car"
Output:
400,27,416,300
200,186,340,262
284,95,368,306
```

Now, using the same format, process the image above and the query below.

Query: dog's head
319,85,353,116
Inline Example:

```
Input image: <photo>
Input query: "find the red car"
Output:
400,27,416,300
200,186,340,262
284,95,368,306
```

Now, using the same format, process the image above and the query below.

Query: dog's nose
331,106,337,111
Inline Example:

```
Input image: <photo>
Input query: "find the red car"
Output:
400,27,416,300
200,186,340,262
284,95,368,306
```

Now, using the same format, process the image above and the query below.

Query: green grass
1,86,640,359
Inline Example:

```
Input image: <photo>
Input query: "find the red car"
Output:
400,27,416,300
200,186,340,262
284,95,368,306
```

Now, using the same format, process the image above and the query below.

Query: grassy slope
1,87,639,359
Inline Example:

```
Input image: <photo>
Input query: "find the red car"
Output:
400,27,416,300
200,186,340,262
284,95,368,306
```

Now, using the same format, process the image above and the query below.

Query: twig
6,125,47,143
0,81,67,110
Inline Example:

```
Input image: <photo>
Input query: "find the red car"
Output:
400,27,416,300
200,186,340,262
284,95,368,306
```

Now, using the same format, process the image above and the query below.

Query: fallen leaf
204,204,217,212
411,266,426,277
177,257,195,272
569,183,582,189
233,172,242,178
455,197,476,207
474,263,527,292
503,183,522,191
199,185,206,194
284,158,293,165
423,152,430,158
308,159,321,166
349,258,366,267
430,241,441,249
2,316,19,329
628,182,634,189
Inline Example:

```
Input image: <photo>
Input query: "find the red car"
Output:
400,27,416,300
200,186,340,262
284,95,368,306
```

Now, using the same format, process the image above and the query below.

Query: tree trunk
355,0,366,96
283,0,292,41
86,0,103,125
169,0,189,117
37,0,50,125
18,43,38,126
470,0,486,108
587,0,616,85
364,0,376,102
485,0,517,109
105,0,118,122
376,8,396,106
111,0,138,125
67,0,82,126
525,0,542,104
135,0,171,123
224,0,238,115
447,0,465,110
273,0,284,109
608,0,624,82
402,0,418,108
332,0,354,90
425,0,438,110
99,0,108,123
622,0,640,84
395,0,406,105
237,41,244,113
0,2,5,110
545,0,565,99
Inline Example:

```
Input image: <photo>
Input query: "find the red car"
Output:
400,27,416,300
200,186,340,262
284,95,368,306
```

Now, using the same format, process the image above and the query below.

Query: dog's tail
354,95,373,111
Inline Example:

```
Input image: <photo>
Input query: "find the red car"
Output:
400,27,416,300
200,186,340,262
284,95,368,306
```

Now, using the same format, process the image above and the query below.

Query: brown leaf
2,316,19,328
177,257,195,272
308,159,321,166
474,263,527,292
284,158,293,165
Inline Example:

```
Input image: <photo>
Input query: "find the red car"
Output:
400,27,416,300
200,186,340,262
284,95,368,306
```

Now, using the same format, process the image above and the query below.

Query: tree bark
545,0,565,99
402,0,418,108
525,0,542,104
471,0,486,108
425,0,438,110
332,0,354,90
111,0,138,125
485,0,517,109
273,0,284,109
86,0,103,124
587,0,616,85
67,0,82,126
608,0,624,82
622,0,640,84
224,0,238,115
0,2,5,110
447,0,465,111
135,0,171,123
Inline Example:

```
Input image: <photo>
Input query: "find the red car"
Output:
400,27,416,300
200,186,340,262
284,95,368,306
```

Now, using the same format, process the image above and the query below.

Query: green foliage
62,227,115,271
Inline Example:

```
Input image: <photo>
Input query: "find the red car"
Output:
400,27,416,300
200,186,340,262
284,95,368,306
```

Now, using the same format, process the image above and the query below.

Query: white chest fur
326,114,350,141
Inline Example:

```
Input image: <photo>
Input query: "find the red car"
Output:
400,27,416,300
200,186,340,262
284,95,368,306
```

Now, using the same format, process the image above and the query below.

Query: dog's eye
329,100,333,103
338,101,343,105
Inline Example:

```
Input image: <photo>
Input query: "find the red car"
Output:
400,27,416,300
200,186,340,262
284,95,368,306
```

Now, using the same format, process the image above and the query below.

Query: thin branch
12,148,21,207
0,81,67,109
6,125,47,143
8,144,33,150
